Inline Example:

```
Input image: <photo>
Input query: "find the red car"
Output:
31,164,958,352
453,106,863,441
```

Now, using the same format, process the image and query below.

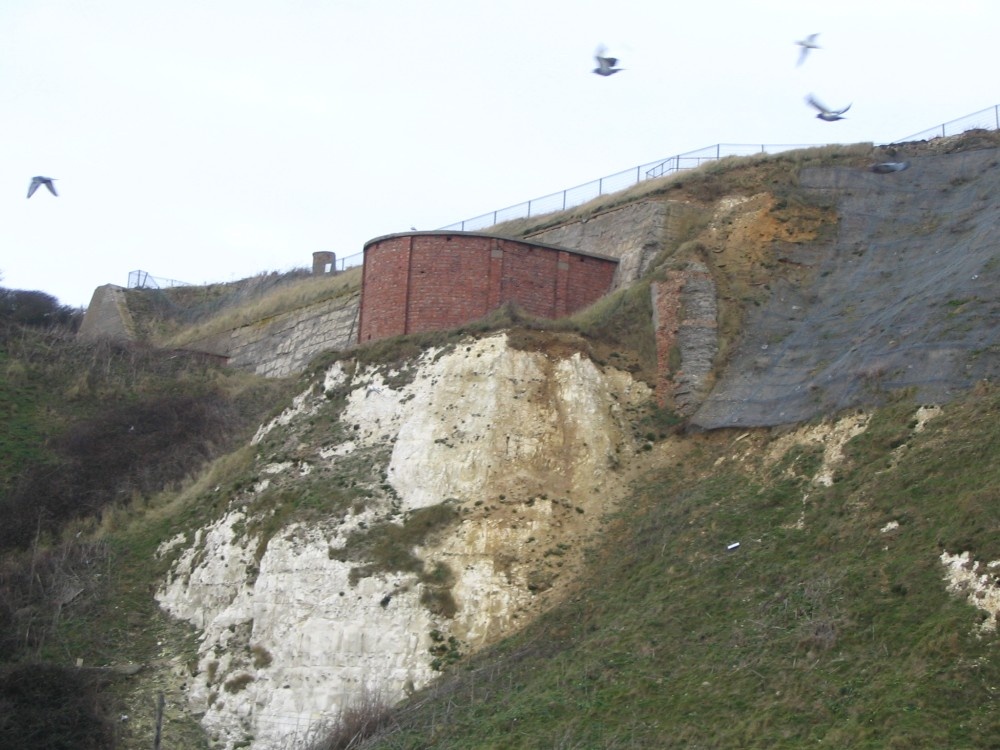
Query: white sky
2,0,997,307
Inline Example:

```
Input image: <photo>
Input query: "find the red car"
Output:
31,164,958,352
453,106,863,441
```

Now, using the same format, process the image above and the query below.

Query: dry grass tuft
155,267,362,348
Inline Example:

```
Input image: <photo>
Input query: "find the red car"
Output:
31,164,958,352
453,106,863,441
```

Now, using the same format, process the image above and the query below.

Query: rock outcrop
156,332,650,749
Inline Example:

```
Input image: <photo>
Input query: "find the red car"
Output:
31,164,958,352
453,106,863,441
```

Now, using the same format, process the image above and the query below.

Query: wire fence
127,270,192,290
438,143,819,233
128,103,999,288
338,251,363,270
438,102,1000,233
896,104,1000,144
127,250,365,292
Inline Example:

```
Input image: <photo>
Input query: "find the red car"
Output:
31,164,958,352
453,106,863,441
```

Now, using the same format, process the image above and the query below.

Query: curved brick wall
358,232,618,343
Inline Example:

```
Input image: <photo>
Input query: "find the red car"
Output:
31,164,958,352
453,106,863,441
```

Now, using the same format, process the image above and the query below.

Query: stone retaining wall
527,200,702,290
184,292,360,378
652,262,718,414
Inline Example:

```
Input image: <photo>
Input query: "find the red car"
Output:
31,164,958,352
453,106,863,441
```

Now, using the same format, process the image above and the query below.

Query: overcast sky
3,0,997,307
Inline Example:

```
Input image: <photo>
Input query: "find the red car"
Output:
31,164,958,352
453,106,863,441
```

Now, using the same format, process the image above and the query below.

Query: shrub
0,663,116,749
306,688,394,750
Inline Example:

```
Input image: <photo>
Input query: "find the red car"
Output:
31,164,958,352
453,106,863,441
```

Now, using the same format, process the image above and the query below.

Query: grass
343,502,460,587
0,317,296,748
150,266,362,349
6,131,1000,748
350,385,1000,749
485,142,874,240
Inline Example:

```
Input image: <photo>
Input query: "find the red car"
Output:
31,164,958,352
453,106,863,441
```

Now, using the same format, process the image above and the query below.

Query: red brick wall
358,233,617,343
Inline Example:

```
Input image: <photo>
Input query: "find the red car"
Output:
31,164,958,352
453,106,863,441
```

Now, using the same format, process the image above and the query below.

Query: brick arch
358,232,618,343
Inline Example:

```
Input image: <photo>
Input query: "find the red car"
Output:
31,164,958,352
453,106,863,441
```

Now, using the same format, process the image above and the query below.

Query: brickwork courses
651,263,719,414
358,232,617,343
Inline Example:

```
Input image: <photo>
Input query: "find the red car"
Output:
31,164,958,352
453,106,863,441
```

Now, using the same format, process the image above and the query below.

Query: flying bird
27,176,58,198
593,45,623,76
806,94,851,121
795,33,820,66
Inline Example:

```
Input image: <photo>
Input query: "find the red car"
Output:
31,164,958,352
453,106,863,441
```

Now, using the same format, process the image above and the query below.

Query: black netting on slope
692,148,1000,429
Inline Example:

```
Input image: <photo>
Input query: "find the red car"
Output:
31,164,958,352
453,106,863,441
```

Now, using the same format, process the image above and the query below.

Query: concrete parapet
77,284,136,342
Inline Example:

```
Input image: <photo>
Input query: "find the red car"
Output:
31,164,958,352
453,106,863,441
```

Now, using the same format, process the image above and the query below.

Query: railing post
438,106,1000,231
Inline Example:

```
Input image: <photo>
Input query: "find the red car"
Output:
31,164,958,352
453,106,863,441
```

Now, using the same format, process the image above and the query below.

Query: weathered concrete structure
181,292,360,378
77,284,136,342
527,200,702,289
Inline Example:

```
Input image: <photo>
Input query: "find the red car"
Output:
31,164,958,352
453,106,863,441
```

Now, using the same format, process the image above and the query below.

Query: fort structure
357,231,618,343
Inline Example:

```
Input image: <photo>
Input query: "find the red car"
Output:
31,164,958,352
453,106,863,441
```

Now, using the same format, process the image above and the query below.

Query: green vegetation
487,142,873,238
0,293,296,748
343,502,460,587
354,385,1000,749
126,266,362,347
5,132,1000,748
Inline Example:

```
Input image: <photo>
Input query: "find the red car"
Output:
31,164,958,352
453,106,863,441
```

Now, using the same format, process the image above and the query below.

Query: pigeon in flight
806,94,851,121
795,33,820,66
593,45,623,76
27,176,58,198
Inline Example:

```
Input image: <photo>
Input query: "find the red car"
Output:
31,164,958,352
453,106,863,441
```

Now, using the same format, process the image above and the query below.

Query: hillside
2,130,1000,750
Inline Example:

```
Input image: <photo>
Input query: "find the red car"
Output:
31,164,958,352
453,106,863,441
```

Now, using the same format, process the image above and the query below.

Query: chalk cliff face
156,332,650,749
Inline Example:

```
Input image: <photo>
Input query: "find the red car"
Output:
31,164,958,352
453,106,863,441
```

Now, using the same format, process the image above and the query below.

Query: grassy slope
359,387,1000,749
7,136,1000,748
0,322,297,748
131,266,362,348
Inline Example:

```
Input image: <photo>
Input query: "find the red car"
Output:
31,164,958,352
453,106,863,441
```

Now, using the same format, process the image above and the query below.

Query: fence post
153,692,165,750
598,177,603,196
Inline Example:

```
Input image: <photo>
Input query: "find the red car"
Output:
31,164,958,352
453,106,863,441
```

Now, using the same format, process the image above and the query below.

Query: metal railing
438,143,818,233
439,102,1000,234
337,251,363,271
896,104,1000,144
127,270,191,289
125,104,1000,288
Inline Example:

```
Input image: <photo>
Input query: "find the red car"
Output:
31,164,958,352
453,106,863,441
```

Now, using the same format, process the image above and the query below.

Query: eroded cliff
154,332,649,748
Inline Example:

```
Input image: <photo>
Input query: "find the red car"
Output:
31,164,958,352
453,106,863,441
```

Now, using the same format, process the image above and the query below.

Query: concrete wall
358,232,618,343
184,292,360,378
527,200,702,290
77,284,136,342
